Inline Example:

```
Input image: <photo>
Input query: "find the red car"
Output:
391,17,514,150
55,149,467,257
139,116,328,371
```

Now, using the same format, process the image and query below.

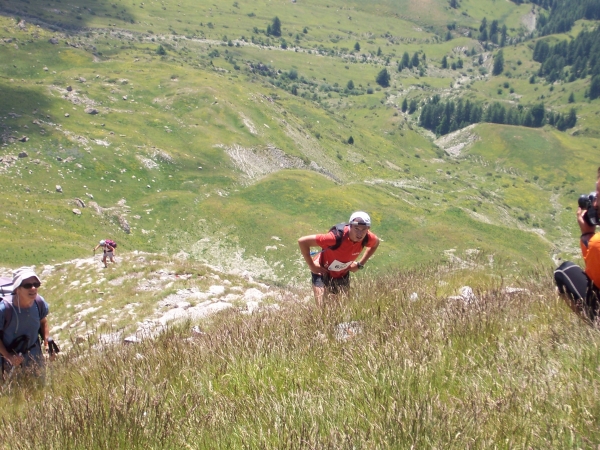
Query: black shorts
311,272,350,294
554,261,588,301
554,261,600,320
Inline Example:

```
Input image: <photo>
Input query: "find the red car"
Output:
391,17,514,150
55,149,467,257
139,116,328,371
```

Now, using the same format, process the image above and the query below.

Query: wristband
581,232,595,238
357,262,364,269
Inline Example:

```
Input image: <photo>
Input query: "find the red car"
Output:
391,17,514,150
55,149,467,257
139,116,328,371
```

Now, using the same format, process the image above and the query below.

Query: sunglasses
20,282,41,289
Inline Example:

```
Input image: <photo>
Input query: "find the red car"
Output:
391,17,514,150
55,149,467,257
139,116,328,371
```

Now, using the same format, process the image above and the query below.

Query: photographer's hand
577,207,596,236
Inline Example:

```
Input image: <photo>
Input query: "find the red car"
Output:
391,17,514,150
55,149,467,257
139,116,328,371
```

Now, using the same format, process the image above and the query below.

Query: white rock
244,288,264,301
208,285,225,295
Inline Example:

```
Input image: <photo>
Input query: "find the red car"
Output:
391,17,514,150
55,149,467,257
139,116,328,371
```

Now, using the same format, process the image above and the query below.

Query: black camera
578,192,599,226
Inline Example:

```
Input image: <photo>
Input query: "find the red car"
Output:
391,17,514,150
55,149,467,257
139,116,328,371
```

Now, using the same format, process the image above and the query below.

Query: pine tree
411,52,420,68
492,50,504,76
400,52,410,70
589,75,600,100
408,99,418,114
270,17,281,37
376,68,390,87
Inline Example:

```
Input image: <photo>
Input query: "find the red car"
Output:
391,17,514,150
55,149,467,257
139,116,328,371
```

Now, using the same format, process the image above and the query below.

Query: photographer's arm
577,207,596,248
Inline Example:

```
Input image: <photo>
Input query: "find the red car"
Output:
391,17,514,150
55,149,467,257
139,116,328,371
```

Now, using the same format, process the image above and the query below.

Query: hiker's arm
358,236,380,266
93,244,100,252
298,235,327,275
40,317,49,348
39,317,55,361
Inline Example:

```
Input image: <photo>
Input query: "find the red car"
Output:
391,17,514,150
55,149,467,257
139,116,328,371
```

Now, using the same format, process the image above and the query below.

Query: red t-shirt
314,226,378,278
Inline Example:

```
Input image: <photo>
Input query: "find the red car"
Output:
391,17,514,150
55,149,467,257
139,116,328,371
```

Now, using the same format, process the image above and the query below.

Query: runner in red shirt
298,211,380,307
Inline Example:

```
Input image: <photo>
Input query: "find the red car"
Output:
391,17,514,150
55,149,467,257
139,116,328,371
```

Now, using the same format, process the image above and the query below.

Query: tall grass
1,259,598,448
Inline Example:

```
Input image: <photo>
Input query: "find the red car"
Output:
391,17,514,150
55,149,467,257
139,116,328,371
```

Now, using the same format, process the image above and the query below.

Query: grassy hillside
1,0,599,282
1,256,599,448
3,1,600,445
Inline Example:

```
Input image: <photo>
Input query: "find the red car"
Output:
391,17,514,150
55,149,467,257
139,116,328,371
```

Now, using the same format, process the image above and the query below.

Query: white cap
99,240,106,245
349,211,371,227
11,266,41,293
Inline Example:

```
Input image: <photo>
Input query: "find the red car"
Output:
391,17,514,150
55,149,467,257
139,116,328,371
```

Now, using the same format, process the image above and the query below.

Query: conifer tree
492,50,504,76
376,68,390,87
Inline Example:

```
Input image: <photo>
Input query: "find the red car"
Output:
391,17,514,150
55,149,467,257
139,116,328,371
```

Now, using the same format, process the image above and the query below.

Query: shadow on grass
0,83,54,141
0,0,136,32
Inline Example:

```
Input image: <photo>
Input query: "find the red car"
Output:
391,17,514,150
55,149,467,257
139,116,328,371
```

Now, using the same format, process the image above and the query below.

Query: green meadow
3,0,600,445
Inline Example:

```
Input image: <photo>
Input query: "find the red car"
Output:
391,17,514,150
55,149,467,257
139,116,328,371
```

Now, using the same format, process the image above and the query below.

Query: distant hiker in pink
93,239,117,268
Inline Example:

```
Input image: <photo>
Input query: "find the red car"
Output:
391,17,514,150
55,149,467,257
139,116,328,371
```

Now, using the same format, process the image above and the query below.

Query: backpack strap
328,223,347,251
1,295,44,337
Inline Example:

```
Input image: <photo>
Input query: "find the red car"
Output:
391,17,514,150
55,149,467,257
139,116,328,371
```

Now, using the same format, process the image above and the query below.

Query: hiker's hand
7,353,24,367
310,263,327,275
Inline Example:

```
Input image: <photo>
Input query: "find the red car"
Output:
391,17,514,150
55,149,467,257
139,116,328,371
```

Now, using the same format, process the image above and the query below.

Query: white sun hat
11,266,41,293
349,211,371,227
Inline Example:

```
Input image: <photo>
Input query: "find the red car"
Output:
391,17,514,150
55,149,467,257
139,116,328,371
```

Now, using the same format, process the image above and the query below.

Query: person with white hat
298,211,380,307
0,267,54,377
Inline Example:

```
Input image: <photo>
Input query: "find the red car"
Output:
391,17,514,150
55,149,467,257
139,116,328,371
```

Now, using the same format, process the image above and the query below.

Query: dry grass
1,259,599,449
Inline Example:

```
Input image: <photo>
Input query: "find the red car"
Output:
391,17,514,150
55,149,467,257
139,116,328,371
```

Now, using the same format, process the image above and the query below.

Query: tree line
533,25,600,99
514,0,600,35
418,96,577,136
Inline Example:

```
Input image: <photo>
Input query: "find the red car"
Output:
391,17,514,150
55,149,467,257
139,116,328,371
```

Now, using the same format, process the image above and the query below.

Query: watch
356,262,364,270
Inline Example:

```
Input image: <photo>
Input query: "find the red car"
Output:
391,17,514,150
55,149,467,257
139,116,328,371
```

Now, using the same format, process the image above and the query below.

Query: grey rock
49,38,59,44
56,185,62,193
72,208,81,215
18,151,28,158
84,107,98,115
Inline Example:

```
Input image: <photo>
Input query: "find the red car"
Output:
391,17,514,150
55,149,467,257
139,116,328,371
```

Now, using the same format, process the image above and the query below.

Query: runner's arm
357,236,380,266
298,235,327,275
